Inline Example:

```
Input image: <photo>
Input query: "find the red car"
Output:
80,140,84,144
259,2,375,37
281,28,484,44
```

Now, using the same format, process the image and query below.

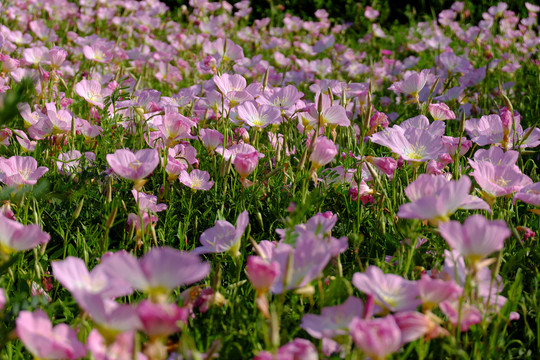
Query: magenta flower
352,265,421,312
310,136,338,169
193,211,249,257
0,288,5,310
397,175,490,224
0,156,48,187
179,169,214,191
246,255,280,295
234,151,259,179
301,296,364,339
99,247,210,296
75,79,105,109
106,148,159,182
236,101,281,128
0,216,50,255
350,315,402,360
438,215,510,263
16,310,86,359
428,102,456,120
136,300,189,339
514,182,540,207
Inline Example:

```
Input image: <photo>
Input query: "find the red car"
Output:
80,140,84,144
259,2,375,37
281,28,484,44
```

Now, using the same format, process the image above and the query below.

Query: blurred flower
0,156,48,187
16,310,87,359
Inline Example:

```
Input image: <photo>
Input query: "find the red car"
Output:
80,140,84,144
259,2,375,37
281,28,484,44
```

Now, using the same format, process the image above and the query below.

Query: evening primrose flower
99,247,210,298
0,216,50,255
370,126,445,163
0,156,48,187
310,136,338,169
514,182,540,207
428,102,456,120
75,79,105,109
106,148,159,182
16,310,87,360
397,175,490,224
388,69,432,102
438,215,510,264
352,265,421,313
236,101,281,128
350,315,403,360
301,296,364,339
192,211,249,257
179,169,214,191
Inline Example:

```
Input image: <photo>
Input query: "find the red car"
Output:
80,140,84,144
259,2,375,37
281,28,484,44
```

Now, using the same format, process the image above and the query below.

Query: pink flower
200,129,224,151
0,156,48,187
236,101,281,128
131,190,167,213
49,46,67,68
193,211,249,257
418,275,462,310
370,126,445,163
99,247,210,296
246,256,280,295
388,69,432,99
397,175,490,224
310,136,338,169
234,151,259,179
257,85,304,114
255,338,318,360
352,266,421,313
136,300,189,339
0,216,50,255
429,102,456,120
82,44,113,63
75,79,105,109
301,296,364,339
106,149,159,182
179,169,214,190
439,300,482,331
438,215,510,263
470,161,532,197
16,310,86,359
364,6,380,20
0,288,6,310
86,330,140,360
514,182,540,206
350,315,402,359
52,256,132,302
